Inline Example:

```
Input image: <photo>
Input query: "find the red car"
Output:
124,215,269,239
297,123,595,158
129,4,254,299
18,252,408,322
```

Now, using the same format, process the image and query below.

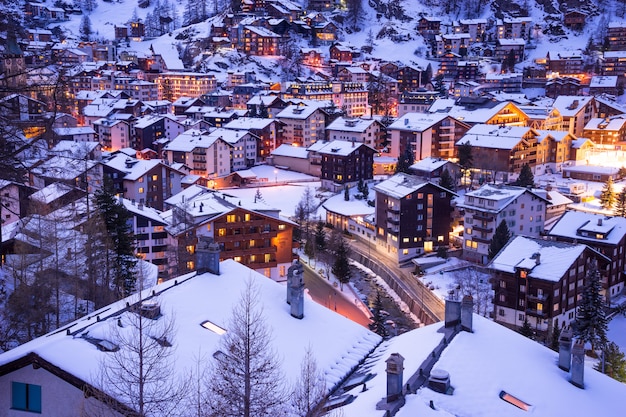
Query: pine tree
550,324,561,352
615,188,626,217
395,148,414,174
595,341,626,383
515,163,534,187
258,103,269,118
205,280,288,417
600,177,617,210
314,221,326,253
94,186,137,298
439,168,455,191
369,290,388,338
80,14,92,41
574,258,608,351
332,237,351,290
488,220,511,259
254,188,263,203
520,318,534,339
458,141,473,189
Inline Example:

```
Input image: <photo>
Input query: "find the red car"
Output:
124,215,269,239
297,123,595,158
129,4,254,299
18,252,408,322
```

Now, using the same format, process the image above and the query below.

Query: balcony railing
526,308,546,318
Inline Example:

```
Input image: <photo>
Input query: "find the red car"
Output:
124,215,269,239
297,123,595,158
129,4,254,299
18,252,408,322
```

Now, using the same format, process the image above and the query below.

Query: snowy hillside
42,0,621,79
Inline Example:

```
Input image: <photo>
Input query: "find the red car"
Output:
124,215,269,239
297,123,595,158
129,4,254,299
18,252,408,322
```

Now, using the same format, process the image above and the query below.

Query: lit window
264,253,271,262
152,175,158,181
403,249,409,255
278,224,286,230
218,228,226,237
403,237,409,243
244,213,251,221
139,187,144,193
186,261,194,270
227,215,236,222
234,256,242,262
12,382,41,413
186,245,195,254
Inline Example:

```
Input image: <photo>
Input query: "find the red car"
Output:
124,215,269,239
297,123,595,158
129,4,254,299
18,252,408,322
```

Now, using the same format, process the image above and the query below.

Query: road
302,263,372,328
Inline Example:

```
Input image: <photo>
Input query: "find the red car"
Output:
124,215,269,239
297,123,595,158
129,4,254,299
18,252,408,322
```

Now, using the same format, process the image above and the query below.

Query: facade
283,81,368,117
154,72,217,102
388,113,470,160
223,117,284,160
132,114,186,151
325,117,384,150
459,184,548,264
546,50,584,75
552,95,597,137
607,21,626,51
583,115,626,147
374,173,456,263
316,140,376,191
92,118,131,151
490,235,607,333
549,211,626,302
163,129,232,179
276,104,326,147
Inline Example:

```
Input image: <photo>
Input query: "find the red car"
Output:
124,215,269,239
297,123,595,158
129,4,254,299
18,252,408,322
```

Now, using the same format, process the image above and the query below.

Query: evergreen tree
574,258,609,351
458,141,473,189
332,237,351,290
314,221,326,253
600,177,617,210
395,148,414,174
488,220,511,259
615,188,626,217
439,168,455,191
550,324,561,352
515,163,535,187
258,103,269,118
94,187,137,298
248,105,258,118
79,14,92,41
520,318,534,339
369,290,388,338
423,63,433,86
595,341,626,383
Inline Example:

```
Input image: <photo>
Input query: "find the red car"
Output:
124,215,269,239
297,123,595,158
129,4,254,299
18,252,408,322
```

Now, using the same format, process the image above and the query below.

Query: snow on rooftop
315,140,373,156
388,113,448,132
549,211,626,245
490,236,586,281
326,117,379,133
0,260,380,412
271,144,309,159
552,96,594,118
409,157,452,172
374,173,432,199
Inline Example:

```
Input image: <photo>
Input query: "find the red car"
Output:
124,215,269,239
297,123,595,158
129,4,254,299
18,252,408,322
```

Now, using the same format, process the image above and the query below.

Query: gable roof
549,211,626,245
315,140,376,157
374,173,456,199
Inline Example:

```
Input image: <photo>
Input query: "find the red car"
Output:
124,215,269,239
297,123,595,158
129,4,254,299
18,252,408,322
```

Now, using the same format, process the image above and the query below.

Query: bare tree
93,295,189,417
450,267,492,316
291,346,326,417
205,279,288,417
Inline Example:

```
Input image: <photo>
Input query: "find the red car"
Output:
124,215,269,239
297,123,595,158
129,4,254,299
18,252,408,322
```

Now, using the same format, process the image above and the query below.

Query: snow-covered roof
29,183,75,205
584,116,626,131
276,104,322,120
458,184,546,212
374,173,454,199
490,236,587,281
326,117,379,133
589,76,618,88
103,154,162,181
315,140,375,157
164,129,226,153
322,187,376,217
549,211,626,245
271,144,309,159
410,157,455,173
223,117,276,130
457,124,533,149
388,113,448,132
552,96,594,118
53,127,96,136
0,260,380,416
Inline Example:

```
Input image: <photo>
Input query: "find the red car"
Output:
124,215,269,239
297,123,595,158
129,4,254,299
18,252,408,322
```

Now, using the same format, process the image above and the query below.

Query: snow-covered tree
574,258,608,351
514,163,534,187
600,177,616,210
615,188,626,217
332,237,351,290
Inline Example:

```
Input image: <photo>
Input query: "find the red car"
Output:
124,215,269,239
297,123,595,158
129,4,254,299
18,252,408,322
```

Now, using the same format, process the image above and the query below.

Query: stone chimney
570,340,585,389
386,353,405,403
460,295,473,332
288,261,305,319
444,299,461,328
196,236,220,275
286,260,301,305
558,327,573,371
428,369,451,394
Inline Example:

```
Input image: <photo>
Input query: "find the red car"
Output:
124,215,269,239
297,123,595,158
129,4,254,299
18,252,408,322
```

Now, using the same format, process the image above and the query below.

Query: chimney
288,261,305,319
460,295,473,332
385,353,405,403
534,252,541,265
196,236,220,275
286,260,300,304
444,298,461,328
570,340,585,388
558,327,573,371
428,368,451,394
598,218,603,226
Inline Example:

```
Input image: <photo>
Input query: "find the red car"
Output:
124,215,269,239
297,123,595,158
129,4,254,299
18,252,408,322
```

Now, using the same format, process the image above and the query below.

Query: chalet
496,17,533,40
495,39,525,64
223,117,285,159
409,157,460,183
316,140,376,191
459,184,549,264
546,50,584,76
417,16,442,40
490,236,607,333
429,99,529,127
595,95,626,118
564,10,587,30
583,115,626,146
456,124,541,180
336,66,369,84
283,81,368,117
589,75,619,96
374,173,456,263
155,72,217,102
435,33,470,58
329,42,360,63
314,21,338,44
265,0,304,22
301,48,324,67
240,25,282,56
552,96,597,136
396,65,426,93
549,211,626,301
246,94,287,118
535,130,576,174
545,77,582,98
388,113,470,160
453,18,487,43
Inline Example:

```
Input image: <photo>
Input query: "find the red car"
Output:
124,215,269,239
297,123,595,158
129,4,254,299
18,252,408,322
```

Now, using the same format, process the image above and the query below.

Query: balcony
222,246,277,256
387,207,400,215
387,226,399,235
386,216,400,225
473,225,493,233
527,293,548,302
526,308,547,318
472,213,494,222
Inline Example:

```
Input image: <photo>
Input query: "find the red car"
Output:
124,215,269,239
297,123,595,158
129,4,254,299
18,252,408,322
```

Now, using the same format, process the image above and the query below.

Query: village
1,0,626,416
